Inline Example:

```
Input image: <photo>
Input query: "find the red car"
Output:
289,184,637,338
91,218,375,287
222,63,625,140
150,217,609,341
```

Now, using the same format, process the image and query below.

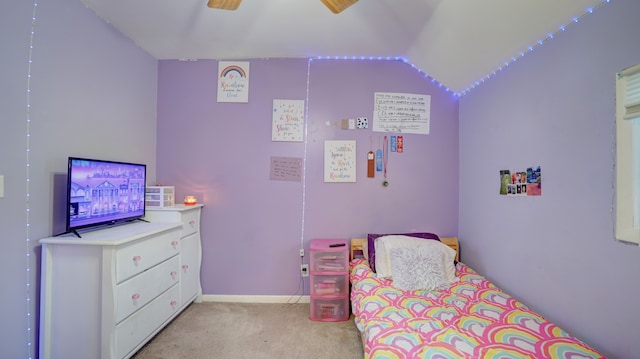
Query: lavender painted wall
459,1,640,357
2,0,157,357
157,58,459,296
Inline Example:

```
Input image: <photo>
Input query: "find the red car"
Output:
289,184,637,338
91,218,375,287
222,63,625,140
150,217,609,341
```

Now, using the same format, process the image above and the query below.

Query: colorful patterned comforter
350,258,604,359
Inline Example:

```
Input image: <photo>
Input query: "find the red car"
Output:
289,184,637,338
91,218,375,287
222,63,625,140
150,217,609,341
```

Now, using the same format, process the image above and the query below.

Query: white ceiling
81,0,606,94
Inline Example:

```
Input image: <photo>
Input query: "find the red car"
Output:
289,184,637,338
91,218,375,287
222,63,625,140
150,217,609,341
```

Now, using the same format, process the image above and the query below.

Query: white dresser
39,204,203,359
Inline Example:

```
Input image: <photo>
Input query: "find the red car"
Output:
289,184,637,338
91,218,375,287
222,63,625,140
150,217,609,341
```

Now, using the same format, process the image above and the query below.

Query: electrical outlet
300,264,309,277
299,248,304,257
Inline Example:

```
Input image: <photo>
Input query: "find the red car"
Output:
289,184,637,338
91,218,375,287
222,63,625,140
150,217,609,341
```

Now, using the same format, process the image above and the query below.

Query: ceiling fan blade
207,0,242,10
321,0,358,14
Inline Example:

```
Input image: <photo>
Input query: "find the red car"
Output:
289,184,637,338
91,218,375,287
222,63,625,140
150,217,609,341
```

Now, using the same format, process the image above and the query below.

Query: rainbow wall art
217,61,250,103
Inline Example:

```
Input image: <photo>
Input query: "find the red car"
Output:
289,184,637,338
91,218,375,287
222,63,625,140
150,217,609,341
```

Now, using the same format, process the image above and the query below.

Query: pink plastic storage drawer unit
309,239,349,322
309,239,348,273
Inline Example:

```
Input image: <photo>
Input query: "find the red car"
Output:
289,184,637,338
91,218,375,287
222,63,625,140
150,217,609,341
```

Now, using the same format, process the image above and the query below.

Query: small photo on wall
526,166,542,196
499,170,510,195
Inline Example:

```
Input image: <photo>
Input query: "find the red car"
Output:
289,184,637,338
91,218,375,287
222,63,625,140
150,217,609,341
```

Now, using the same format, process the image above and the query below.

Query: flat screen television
65,157,147,237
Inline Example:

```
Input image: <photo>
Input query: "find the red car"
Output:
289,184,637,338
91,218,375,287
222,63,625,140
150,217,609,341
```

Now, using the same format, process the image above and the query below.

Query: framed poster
217,61,250,103
324,140,356,183
272,99,304,142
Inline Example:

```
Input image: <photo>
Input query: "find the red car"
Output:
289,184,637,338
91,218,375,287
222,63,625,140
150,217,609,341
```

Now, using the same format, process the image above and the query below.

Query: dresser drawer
115,284,180,359
144,206,201,238
115,228,180,283
115,255,179,323
180,209,200,238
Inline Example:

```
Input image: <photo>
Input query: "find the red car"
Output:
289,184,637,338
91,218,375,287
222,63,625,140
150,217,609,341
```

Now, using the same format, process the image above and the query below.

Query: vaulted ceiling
81,0,607,94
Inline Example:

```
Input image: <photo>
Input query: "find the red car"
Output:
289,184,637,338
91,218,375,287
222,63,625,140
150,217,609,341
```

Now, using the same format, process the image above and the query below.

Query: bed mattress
350,258,604,359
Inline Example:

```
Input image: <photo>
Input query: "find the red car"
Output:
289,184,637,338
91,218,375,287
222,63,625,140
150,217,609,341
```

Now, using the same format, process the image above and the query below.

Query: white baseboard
202,294,310,304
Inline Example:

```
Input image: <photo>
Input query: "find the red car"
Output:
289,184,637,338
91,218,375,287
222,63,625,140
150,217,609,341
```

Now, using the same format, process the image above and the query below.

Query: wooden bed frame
350,236,459,262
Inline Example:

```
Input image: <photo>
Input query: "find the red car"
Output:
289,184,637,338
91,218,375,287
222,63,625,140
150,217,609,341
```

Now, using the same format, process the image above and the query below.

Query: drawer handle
182,264,189,271
132,293,140,301
171,271,177,279
189,220,196,226
170,300,177,308
133,256,141,264
171,240,179,249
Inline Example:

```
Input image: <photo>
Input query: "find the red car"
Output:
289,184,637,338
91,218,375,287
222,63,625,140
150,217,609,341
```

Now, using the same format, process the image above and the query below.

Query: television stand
56,218,151,238
54,229,82,238
130,217,149,223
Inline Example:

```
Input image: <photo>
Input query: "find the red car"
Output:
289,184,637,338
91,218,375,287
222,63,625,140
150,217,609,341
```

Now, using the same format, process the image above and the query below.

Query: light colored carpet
132,302,363,359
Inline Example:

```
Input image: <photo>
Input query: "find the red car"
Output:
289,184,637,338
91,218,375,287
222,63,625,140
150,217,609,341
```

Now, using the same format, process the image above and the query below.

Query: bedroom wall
458,0,640,357
1,0,157,357
156,58,459,296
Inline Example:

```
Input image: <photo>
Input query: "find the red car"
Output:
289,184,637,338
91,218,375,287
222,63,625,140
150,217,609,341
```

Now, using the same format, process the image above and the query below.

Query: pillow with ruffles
389,246,450,291
367,232,439,272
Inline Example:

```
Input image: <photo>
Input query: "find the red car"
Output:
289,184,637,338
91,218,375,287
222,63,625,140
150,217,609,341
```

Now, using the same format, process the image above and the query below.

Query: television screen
66,157,146,236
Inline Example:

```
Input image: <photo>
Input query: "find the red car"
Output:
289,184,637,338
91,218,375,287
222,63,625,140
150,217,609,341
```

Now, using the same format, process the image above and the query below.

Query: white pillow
389,246,450,291
375,235,456,282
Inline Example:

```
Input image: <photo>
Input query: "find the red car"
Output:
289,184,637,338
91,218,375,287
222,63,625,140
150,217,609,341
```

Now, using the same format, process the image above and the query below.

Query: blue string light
311,55,457,99
309,1,610,98
457,0,611,96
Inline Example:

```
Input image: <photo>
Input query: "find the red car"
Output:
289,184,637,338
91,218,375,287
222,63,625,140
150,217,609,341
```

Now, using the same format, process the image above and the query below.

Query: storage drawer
311,274,348,296
115,229,180,283
310,250,348,273
144,206,200,238
180,209,199,238
309,239,348,273
115,284,180,359
145,199,174,208
115,255,179,323
310,296,349,322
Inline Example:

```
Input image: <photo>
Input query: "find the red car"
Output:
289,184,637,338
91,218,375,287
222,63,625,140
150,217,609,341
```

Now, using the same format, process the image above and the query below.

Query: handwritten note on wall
217,61,250,103
373,92,431,134
272,99,304,142
324,140,356,183
270,156,302,182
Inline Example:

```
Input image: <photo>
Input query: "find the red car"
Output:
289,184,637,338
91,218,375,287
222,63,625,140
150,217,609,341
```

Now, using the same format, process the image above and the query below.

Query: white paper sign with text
373,92,430,134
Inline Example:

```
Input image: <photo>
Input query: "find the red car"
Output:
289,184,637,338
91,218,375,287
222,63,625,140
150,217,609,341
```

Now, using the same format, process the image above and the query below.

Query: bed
349,235,604,359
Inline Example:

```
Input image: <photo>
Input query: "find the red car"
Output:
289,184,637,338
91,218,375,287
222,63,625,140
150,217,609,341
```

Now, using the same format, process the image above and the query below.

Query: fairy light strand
312,1,611,98
301,59,311,255
458,0,611,96
25,1,38,358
